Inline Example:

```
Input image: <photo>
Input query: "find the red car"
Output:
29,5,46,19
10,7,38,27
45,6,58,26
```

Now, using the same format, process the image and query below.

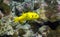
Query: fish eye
35,15,37,16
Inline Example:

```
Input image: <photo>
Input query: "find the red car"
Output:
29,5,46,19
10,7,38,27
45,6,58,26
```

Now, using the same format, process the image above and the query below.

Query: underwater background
0,0,60,37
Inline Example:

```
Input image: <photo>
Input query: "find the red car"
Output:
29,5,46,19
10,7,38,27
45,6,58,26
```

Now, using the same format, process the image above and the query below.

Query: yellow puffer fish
14,12,39,23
